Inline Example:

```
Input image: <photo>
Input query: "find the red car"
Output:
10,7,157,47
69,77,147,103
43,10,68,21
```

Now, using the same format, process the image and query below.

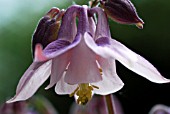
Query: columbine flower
7,5,169,105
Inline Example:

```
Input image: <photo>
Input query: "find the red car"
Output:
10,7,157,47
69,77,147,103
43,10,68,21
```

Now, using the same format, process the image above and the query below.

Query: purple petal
55,72,78,94
7,60,52,103
57,5,78,42
45,52,70,89
89,7,111,40
43,34,81,59
64,34,102,84
93,58,124,95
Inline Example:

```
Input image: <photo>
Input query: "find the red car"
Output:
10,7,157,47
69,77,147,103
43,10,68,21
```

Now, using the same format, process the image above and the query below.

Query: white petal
109,39,170,83
65,34,102,84
85,33,138,64
85,34,170,84
84,32,115,59
93,58,124,95
55,72,78,94
45,52,70,89
7,60,52,103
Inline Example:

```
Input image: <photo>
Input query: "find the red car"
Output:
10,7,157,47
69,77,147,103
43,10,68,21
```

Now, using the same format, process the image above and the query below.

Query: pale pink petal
84,32,115,59
85,34,170,83
55,72,78,94
45,52,70,89
64,34,102,84
6,60,52,103
109,39,170,83
34,43,48,62
93,58,124,95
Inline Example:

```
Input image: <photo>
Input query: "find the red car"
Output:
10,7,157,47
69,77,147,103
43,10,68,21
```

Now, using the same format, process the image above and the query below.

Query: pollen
136,22,143,29
70,83,99,105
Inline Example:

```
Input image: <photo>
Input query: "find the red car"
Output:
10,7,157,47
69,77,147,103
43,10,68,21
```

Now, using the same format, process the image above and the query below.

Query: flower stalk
105,94,114,114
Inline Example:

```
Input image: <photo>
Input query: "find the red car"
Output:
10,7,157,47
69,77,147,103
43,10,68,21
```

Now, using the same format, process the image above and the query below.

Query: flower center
70,83,99,105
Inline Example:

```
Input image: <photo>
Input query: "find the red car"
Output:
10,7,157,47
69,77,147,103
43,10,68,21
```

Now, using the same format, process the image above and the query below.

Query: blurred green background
0,0,170,114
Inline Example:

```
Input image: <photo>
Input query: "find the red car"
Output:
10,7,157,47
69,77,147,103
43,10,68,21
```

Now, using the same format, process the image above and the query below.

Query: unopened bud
32,7,65,57
100,0,144,28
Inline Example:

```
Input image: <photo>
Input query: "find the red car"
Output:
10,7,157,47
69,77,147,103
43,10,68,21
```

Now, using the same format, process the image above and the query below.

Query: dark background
0,0,170,113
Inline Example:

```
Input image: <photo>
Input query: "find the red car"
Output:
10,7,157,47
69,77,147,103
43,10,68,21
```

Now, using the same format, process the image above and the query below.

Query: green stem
105,94,114,114
89,0,99,8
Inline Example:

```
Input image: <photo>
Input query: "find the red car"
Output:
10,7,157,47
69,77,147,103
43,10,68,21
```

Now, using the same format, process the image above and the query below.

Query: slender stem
105,94,114,114
89,0,99,8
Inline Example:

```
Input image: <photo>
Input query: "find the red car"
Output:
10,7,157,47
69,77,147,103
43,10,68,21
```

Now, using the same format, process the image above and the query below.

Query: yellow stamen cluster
70,83,99,105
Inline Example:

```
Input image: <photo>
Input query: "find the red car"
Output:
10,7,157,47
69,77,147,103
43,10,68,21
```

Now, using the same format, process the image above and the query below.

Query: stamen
69,83,99,105
99,68,103,75
91,85,99,89
136,22,143,29
69,87,79,97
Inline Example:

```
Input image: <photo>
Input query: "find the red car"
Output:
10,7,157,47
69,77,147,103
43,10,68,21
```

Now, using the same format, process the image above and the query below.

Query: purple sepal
43,40,71,55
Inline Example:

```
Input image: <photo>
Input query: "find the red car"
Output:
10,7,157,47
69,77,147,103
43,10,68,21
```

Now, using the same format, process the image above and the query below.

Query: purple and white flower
7,5,170,105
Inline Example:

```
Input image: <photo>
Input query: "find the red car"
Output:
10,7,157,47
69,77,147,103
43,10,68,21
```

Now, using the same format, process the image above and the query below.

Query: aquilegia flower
7,5,170,105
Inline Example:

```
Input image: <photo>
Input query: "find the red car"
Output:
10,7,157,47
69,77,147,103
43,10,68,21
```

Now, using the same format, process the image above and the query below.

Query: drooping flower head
7,4,170,105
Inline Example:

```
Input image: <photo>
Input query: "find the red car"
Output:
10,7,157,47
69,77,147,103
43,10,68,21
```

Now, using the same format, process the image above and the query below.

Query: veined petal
65,34,102,84
7,60,52,103
43,34,81,59
89,7,111,40
55,72,78,94
45,52,70,89
85,34,170,83
109,39,170,83
93,58,124,95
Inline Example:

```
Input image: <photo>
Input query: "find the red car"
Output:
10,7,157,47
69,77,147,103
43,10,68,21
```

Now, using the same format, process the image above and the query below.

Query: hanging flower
7,5,169,105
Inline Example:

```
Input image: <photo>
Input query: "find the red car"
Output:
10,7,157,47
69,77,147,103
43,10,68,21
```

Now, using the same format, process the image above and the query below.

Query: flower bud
100,0,144,28
32,7,64,57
